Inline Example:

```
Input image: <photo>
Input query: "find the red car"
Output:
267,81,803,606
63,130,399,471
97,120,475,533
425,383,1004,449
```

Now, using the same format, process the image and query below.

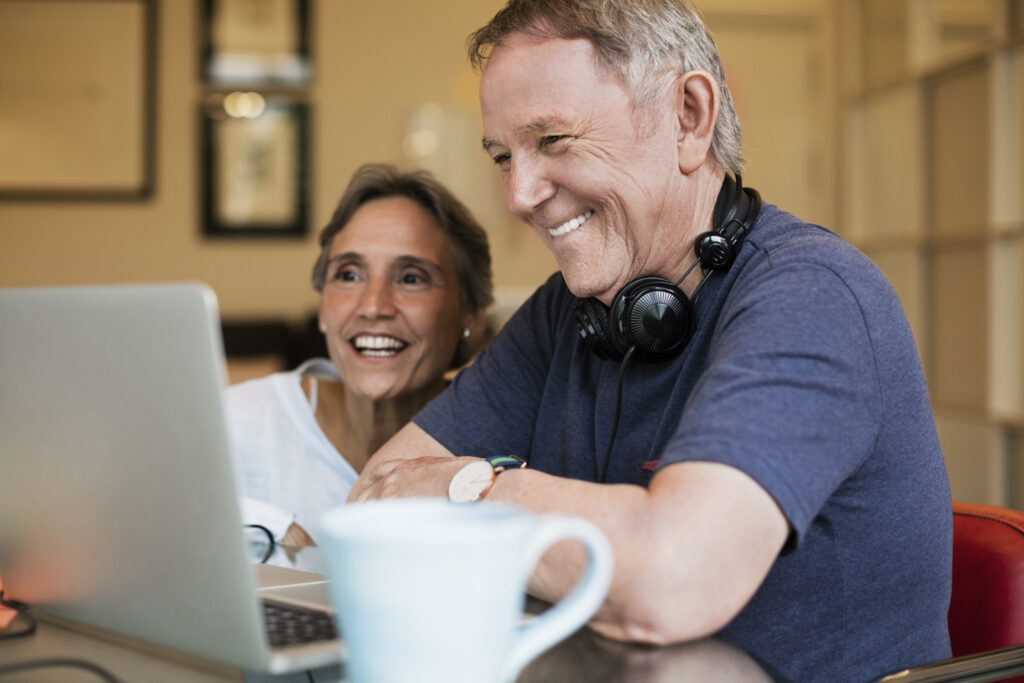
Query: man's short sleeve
662,256,883,546
414,273,571,458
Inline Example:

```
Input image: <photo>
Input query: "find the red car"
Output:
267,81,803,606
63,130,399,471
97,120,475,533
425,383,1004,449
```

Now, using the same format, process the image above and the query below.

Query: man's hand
350,455,468,502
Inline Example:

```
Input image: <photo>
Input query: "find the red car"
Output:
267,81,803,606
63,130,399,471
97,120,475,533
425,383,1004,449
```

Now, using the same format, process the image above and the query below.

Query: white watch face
448,460,495,503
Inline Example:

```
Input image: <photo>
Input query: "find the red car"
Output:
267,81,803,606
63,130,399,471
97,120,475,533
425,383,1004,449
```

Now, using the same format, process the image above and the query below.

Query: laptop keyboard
262,599,338,647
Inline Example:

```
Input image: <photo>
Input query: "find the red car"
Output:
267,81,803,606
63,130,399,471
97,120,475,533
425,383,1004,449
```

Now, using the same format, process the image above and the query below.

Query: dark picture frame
201,94,310,238
0,0,156,200
201,0,311,86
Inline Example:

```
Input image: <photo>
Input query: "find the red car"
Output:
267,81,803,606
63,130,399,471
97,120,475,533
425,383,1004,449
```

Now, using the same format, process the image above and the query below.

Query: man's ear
674,70,720,175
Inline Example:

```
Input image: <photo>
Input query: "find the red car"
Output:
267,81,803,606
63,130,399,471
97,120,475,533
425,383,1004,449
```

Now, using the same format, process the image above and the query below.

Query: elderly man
349,1,952,680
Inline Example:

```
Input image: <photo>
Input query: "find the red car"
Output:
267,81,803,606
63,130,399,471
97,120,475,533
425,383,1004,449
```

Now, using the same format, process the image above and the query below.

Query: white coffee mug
318,498,613,683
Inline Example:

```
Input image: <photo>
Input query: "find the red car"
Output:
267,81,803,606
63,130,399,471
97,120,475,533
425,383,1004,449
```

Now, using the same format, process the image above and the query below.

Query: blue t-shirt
415,203,952,682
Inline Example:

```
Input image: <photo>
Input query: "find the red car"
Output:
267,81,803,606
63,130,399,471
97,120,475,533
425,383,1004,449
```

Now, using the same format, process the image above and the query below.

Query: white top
224,358,358,544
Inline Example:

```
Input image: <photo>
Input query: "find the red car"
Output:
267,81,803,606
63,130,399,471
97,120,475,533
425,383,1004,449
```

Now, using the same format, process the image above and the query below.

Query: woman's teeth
549,210,594,237
352,335,408,357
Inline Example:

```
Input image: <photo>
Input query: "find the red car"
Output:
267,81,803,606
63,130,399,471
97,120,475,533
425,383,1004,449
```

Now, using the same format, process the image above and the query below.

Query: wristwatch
448,455,526,503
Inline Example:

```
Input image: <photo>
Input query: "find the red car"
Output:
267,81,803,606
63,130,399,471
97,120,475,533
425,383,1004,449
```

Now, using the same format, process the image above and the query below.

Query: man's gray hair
468,0,744,174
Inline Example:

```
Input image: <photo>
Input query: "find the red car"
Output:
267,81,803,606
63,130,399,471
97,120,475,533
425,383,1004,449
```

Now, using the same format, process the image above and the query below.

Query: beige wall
1,1,841,323
0,1,558,320
0,1,838,323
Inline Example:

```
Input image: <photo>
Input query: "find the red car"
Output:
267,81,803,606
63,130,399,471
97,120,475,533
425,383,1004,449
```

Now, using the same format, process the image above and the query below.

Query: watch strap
484,454,526,474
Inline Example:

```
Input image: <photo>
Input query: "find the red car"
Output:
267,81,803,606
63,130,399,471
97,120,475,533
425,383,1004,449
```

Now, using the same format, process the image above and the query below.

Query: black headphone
573,174,762,363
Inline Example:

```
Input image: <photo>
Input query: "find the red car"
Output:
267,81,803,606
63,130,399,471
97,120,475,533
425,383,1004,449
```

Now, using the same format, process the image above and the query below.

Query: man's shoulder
502,271,577,334
748,203,843,252
743,203,884,283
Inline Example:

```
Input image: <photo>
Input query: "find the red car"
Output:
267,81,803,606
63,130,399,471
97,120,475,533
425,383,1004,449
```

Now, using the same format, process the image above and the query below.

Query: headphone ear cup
609,277,695,362
573,297,622,361
694,231,736,270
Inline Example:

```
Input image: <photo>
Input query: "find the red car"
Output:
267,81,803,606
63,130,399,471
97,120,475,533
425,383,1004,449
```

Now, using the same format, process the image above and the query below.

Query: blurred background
2,0,1023,507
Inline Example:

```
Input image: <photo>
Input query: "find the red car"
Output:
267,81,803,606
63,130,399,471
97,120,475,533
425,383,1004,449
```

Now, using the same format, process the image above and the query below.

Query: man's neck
660,167,727,298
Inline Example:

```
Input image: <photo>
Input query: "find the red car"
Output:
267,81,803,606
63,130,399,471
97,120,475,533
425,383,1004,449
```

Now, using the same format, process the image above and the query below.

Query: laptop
0,282,343,675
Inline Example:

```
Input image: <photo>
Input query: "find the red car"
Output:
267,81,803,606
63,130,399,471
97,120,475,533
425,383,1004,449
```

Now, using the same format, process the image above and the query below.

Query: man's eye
491,152,511,166
540,135,567,148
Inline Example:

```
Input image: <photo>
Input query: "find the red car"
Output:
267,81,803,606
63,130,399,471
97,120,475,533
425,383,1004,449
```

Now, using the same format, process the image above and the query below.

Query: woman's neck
305,376,446,474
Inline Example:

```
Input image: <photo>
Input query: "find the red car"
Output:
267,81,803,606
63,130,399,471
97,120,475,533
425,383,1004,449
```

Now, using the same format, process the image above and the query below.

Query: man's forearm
485,463,786,644
349,425,788,645
485,467,677,641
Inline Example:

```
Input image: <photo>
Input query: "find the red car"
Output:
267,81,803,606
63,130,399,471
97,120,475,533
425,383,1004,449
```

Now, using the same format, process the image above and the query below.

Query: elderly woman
226,163,493,546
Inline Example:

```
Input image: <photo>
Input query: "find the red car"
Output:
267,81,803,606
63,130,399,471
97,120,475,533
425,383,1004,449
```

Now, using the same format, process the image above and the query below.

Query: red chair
879,503,1024,682
950,501,1024,663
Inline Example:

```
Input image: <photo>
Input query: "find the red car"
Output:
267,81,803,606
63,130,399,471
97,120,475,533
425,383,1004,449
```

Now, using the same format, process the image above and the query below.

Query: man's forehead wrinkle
519,116,572,135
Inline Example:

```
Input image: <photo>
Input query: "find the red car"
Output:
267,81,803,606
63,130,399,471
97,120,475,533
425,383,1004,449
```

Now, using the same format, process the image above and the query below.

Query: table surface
4,546,1024,683
0,542,771,683
0,609,771,683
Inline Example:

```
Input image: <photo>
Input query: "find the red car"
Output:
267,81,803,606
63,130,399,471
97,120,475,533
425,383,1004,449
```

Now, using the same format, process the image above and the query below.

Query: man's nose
505,156,556,217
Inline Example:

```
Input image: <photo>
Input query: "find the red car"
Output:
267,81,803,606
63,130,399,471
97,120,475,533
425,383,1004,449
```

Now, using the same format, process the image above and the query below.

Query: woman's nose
356,278,397,319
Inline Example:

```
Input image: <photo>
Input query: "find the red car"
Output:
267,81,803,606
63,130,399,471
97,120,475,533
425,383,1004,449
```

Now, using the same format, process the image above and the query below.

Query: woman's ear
451,309,490,369
463,309,488,344
673,70,720,175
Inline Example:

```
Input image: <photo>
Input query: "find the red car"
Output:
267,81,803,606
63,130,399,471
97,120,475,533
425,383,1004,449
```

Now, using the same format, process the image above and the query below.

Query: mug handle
501,515,613,682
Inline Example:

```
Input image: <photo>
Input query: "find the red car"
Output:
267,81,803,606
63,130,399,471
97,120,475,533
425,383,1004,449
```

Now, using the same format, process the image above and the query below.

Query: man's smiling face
480,33,684,305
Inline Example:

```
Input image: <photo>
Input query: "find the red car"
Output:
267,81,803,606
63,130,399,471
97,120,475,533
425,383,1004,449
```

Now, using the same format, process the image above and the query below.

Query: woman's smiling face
319,196,466,402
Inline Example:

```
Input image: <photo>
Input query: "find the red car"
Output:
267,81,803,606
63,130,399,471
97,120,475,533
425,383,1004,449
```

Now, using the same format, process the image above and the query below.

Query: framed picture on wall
201,0,311,86
201,93,309,237
0,0,156,200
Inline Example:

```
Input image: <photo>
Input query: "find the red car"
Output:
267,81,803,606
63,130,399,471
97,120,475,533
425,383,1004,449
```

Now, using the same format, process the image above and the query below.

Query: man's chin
561,272,616,306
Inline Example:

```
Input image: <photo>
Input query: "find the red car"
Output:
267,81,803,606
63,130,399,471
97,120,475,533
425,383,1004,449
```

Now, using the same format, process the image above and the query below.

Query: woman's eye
333,267,359,282
400,271,426,285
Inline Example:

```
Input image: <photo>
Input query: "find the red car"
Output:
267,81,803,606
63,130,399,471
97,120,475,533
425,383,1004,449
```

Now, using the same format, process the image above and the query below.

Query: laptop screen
0,283,273,669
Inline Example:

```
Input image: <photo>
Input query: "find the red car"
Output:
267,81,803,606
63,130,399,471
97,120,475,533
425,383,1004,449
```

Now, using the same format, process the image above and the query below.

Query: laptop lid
0,282,339,673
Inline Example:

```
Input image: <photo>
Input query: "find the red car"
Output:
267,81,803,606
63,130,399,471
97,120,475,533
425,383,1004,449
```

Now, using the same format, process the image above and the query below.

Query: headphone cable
0,658,123,682
672,255,703,288
600,345,636,483
0,590,36,641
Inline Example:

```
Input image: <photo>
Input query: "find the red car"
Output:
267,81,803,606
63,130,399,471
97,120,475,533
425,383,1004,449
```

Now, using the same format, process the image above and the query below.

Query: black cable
0,590,36,641
245,523,276,564
600,345,636,483
0,658,123,682
672,253,703,288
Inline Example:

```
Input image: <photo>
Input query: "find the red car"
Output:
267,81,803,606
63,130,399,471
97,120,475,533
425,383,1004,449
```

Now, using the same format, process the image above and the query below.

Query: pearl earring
320,322,327,333
461,327,471,340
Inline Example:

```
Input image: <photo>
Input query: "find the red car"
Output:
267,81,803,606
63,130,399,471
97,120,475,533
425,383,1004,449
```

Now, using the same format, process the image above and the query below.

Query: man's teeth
352,335,408,357
549,210,594,237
